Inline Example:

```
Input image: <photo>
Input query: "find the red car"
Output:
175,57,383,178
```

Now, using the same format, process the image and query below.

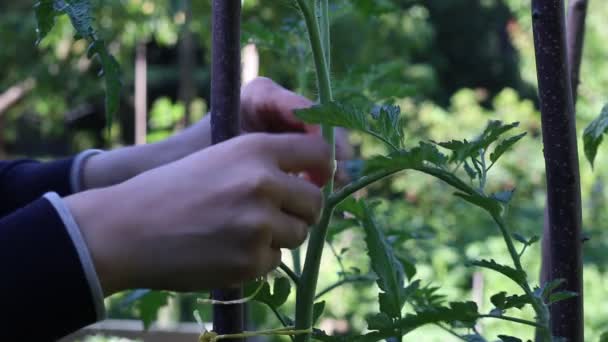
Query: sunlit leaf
490,132,527,164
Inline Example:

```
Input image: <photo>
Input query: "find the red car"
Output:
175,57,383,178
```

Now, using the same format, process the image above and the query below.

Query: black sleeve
0,197,98,341
0,158,74,217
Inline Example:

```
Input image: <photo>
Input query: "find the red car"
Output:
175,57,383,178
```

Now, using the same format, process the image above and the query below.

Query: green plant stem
490,214,551,341
294,2,335,342
314,274,376,300
318,0,330,70
280,262,301,286
329,169,399,206
478,314,545,329
291,248,302,275
295,206,334,342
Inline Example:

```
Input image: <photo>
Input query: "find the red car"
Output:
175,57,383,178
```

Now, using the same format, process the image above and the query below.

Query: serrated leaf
490,291,531,311
366,312,393,330
437,121,520,162
386,301,479,333
583,104,608,168
358,201,406,318
295,101,405,150
295,101,367,131
497,335,522,342
548,291,578,305
313,301,326,325
136,291,171,329
490,132,527,164
370,104,405,149
469,259,527,285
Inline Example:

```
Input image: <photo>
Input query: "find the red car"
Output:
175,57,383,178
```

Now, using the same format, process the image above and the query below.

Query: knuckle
246,170,275,196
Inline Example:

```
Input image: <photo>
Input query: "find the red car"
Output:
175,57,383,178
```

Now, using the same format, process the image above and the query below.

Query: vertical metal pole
531,0,584,340
210,0,244,339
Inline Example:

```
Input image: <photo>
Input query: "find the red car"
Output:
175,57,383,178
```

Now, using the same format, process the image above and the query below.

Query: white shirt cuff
70,149,104,193
44,192,106,321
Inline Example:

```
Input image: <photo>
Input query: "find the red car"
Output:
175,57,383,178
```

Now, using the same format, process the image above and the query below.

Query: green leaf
437,121,520,162
358,201,406,318
295,101,367,131
34,0,59,44
490,132,527,164
136,291,171,329
88,40,122,126
370,104,405,149
388,301,479,333
548,291,578,305
295,101,405,149
246,277,291,308
366,312,393,330
497,336,522,342
490,291,531,311
313,301,326,325
272,277,291,307
469,259,527,285
600,331,608,342
583,104,608,168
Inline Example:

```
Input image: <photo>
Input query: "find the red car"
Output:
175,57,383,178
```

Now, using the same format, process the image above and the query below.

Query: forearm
82,116,211,189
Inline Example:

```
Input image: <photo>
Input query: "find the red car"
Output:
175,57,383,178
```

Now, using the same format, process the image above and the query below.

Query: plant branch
314,274,377,300
280,262,301,286
478,314,546,330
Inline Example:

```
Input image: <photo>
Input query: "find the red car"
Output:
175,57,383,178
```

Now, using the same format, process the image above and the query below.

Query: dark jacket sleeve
0,197,98,341
0,158,74,217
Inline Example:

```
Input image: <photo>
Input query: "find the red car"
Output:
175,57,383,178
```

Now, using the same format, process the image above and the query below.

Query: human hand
66,133,331,294
240,77,354,184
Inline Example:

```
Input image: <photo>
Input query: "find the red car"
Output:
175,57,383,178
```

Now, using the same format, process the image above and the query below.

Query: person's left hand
240,77,353,185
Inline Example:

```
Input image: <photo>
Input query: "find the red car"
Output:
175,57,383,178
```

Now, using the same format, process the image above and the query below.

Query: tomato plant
34,1,591,341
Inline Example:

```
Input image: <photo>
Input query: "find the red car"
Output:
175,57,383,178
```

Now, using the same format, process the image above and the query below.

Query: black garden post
531,0,584,340
210,0,244,340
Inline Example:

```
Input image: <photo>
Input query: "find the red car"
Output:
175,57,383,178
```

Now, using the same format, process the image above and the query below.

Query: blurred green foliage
3,0,608,340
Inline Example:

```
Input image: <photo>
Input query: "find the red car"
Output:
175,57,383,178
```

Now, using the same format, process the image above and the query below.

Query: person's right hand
65,133,331,295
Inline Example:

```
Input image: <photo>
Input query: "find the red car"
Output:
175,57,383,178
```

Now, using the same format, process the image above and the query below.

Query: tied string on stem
200,327,313,342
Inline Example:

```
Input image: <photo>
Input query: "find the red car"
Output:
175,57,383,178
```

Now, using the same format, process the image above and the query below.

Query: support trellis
210,1,245,340
531,0,584,340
